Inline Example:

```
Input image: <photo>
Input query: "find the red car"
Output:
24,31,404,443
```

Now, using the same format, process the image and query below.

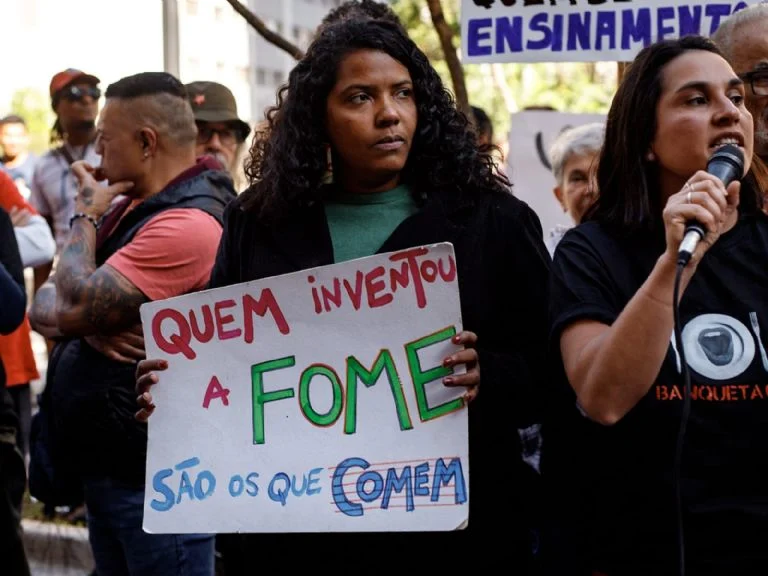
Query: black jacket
49,169,236,486
211,187,551,569
0,207,24,445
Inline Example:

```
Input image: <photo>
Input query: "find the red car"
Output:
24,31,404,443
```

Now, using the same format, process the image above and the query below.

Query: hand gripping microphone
677,144,745,266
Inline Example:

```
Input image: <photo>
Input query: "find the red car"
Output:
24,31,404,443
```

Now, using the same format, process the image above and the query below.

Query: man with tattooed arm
29,72,235,576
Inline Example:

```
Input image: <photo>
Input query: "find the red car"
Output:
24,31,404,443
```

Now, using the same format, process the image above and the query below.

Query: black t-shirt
546,213,768,575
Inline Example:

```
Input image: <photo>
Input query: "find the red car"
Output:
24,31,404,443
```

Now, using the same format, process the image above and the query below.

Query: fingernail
452,335,461,343
443,357,454,366
443,377,454,385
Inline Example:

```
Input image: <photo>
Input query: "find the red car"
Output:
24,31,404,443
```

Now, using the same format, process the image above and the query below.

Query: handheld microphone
677,144,744,266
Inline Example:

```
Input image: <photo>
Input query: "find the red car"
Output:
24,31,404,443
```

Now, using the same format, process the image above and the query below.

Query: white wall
1,0,164,112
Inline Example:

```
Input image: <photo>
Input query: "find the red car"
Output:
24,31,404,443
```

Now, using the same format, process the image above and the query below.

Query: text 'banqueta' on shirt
545,212,768,575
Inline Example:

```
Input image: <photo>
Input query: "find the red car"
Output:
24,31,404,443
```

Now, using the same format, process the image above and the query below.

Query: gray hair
710,4,768,61
127,93,197,148
549,122,605,185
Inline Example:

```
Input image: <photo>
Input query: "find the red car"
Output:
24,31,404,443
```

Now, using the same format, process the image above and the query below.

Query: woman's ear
322,144,334,184
553,185,567,213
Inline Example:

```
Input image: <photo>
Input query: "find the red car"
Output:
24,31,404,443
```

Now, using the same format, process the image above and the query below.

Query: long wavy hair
588,35,764,237
239,18,508,220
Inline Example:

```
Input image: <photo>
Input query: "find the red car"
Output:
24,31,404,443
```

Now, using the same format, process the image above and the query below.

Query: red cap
50,69,100,100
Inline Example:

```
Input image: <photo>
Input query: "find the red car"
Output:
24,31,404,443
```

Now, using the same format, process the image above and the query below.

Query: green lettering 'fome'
344,350,413,435
299,364,344,427
405,326,463,422
251,356,296,445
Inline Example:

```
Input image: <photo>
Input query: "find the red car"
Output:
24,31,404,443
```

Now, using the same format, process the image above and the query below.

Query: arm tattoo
29,281,63,340
80,186,94,207
56,219,148,335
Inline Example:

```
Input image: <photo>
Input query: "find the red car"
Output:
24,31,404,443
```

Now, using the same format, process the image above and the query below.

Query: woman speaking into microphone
544,36,768,575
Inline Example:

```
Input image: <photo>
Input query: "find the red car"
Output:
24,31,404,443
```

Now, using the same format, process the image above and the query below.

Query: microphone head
707,143,745,172
707,144,745,186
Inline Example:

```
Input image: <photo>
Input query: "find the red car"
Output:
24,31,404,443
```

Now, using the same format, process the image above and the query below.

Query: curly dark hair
318,0,404,32
240,18,509,220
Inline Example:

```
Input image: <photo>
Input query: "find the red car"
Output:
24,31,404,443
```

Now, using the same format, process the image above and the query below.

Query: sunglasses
60,85,101,102
196,123,241,146
739,70,768,97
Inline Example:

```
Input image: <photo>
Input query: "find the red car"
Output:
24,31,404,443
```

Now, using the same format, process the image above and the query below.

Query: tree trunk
425,0,470,118
491,63,517,114
224,0,304,61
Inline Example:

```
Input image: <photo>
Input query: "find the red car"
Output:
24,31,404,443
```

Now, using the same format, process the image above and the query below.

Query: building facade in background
178,0,342,128
1,0,343,146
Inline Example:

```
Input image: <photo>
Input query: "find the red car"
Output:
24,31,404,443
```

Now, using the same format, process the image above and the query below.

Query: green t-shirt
324,185,418,263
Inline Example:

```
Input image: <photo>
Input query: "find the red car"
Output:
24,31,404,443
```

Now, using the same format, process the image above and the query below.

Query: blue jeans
83,476,214,576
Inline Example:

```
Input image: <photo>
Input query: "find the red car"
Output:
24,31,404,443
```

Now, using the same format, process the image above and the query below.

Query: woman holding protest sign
136,15,550,575
543,35,768,575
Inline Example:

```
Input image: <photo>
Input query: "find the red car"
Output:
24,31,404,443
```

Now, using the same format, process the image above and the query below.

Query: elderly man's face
730,20,768,159
195,121,242,174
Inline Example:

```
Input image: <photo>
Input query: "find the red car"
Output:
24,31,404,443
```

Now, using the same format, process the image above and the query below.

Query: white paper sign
507,111,605,244
139,243,469,533
461,0,764,63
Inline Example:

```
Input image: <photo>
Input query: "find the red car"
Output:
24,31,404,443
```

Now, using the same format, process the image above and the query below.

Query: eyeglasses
196,123,240,146
739,70,768,97
60,85,101,102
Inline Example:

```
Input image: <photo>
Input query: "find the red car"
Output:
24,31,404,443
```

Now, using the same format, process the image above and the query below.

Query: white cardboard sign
461,0,764,63
139,243,469,533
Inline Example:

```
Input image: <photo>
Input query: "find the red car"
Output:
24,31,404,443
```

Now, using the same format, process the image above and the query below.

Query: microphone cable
672,258,691,576
671,144,743,576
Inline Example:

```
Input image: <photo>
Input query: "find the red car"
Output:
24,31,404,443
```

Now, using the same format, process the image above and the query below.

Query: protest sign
139,243,469,533
461,0,764,63
507,110,604,245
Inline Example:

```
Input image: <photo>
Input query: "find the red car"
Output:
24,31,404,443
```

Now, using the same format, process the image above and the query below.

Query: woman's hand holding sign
136,358,167,423
444,331,480,404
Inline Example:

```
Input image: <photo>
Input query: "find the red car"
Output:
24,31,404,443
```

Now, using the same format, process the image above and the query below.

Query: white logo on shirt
669,313,768,381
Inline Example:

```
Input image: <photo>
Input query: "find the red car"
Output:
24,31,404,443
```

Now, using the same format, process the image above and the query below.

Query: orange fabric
0,317,38,386
0,170,39,386
0,170,38,214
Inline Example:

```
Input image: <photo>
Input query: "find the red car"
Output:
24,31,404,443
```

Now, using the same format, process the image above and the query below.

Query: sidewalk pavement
23,518,94,575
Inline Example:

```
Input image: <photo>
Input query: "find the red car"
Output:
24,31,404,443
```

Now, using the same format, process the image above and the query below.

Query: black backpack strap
56,145,77,166
56,141,94,167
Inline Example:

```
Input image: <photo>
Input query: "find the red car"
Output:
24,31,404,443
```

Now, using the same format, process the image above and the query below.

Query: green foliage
389,0,617,145
8,88,54,155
